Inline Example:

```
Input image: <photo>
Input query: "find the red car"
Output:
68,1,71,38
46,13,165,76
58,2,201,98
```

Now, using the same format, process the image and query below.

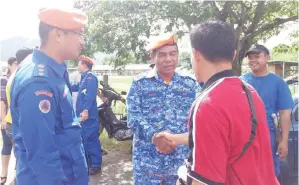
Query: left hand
80,109,89,121
1,121,7,130
277,140,288,159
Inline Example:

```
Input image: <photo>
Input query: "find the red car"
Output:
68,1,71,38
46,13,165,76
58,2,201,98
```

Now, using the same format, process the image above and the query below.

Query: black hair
190,20,236,62
7,57,17,76
16,48,33,63
39,21,54,45
7,57,17,65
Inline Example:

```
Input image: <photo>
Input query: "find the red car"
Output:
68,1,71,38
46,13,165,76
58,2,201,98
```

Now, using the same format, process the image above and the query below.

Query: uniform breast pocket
141,93,164,119
172,90,195,111
59,86,76,123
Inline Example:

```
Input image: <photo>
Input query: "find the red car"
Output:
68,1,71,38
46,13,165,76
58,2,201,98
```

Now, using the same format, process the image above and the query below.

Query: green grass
98,76,133,150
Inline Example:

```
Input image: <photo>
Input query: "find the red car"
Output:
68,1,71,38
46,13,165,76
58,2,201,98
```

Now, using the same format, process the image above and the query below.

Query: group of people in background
0,6,295,185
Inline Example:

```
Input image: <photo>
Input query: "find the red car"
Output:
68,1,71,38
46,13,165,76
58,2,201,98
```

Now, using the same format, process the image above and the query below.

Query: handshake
152,131,177,154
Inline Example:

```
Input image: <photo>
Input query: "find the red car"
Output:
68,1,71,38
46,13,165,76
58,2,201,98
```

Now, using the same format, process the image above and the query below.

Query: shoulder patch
35,90,53,97
39,100,51,113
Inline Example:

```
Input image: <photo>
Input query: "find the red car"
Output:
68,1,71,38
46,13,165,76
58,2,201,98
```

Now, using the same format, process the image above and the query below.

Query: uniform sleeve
188,100,228,184
0,77,7,102
84,75,98,111
277,79,294,110
18,83,66,185
127,80,159,142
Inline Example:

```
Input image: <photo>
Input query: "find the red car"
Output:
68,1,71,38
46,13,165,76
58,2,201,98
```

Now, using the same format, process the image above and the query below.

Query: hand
1,121,7,130
152,131,176,154
277,140,288,159
80,109,89,121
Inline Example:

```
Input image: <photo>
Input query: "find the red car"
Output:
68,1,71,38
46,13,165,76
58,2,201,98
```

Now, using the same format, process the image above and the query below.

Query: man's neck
201,61,232,83
157,71,174,80
39,45,64,64
81,69,89,74
252,68,268,77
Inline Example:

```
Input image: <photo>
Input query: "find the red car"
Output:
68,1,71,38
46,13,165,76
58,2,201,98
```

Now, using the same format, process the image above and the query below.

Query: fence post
103,74,108,86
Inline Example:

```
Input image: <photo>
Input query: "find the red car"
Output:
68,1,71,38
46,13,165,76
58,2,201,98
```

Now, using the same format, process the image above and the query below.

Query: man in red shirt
156,20,279,185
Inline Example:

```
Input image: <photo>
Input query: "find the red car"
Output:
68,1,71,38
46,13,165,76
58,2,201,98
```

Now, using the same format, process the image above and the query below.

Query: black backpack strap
235,81,258,161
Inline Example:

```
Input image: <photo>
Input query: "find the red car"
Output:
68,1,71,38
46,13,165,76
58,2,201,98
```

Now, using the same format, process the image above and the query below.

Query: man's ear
53,28,64,43
266,54,270,61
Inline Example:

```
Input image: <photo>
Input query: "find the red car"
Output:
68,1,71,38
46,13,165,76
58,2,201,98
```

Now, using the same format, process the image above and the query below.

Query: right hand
152,131,176,154
1,121,7,130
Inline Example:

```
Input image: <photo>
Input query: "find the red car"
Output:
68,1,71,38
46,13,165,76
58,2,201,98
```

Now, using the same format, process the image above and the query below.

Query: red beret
79,55,95,65
38,7,88,30
147,33,177,51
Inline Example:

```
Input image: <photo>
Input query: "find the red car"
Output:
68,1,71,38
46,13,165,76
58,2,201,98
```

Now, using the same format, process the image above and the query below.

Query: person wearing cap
240,44,293,178
10,7,89,185
76,55,102,175
127,33,201,185
156,20,279,185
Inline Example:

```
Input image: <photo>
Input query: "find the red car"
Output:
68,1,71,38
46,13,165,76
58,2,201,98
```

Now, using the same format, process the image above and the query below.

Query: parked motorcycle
97,81,133,141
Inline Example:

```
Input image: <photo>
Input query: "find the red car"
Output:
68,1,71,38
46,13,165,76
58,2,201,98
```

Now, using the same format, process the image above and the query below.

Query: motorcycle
97,81,133,141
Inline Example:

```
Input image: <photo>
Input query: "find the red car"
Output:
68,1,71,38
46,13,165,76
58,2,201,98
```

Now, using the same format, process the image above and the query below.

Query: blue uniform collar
33,49,67,78
146,69,179,84
81,70,91,78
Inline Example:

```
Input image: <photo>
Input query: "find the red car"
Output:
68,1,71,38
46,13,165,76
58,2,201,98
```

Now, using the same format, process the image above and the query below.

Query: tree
75,0,298,75
272,31,299,61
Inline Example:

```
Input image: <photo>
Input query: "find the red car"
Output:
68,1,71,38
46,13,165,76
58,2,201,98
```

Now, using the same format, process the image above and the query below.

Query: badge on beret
39,100,51,113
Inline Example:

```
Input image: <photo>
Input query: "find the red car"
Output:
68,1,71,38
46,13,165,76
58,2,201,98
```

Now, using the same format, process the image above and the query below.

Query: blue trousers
270,130,280,176
81,119,102,168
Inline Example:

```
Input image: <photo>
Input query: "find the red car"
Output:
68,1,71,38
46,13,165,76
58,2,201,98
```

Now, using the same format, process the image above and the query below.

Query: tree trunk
233,38,253,76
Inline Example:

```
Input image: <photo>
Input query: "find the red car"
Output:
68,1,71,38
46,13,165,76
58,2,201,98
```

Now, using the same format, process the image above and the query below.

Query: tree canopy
75,0,298,74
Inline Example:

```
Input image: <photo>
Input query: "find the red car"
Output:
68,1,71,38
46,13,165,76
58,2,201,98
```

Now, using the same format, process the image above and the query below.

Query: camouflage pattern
127,69,201,185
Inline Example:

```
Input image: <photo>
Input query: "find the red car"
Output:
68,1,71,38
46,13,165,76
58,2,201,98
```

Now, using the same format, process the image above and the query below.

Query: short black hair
81,60,93,70
190,20,236,62
39,21,54,45
16,48,33,63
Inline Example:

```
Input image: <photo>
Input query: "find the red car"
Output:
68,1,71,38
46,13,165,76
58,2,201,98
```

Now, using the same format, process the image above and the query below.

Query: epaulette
86,71,97,80
33,63,48,77
133,70,155,81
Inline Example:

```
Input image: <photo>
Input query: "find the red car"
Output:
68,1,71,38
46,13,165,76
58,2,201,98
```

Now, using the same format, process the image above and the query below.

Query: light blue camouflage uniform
127,69,201,185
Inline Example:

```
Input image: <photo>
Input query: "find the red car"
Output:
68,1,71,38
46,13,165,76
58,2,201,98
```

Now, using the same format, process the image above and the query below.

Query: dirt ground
3,147,133,185
90,147,133,185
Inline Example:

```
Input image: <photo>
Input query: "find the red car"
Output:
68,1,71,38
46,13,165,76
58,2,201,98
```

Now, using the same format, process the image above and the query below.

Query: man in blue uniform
76,55,102,175
240,44,294,178
127,33,201,185
10,8,89,185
